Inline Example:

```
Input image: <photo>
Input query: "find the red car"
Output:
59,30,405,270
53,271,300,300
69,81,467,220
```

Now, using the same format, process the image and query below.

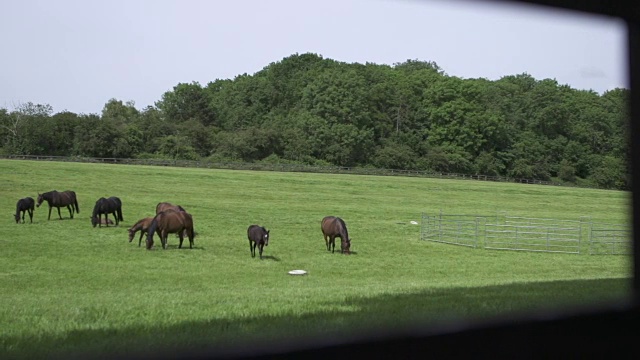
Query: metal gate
484,216,585,254
421,211,630,255
589,223,632,255
421,212,486,248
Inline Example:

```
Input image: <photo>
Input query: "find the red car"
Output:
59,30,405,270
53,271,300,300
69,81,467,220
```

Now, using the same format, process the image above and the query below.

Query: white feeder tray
288,270,308,275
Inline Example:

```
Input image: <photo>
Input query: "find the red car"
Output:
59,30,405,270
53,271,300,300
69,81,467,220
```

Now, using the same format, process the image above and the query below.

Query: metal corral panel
421,212,629,255
421,212,486,248
589,223,632,255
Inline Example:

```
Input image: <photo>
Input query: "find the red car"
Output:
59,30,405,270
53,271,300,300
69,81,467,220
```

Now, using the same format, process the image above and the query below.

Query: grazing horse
155,202,186,214
128,217,155,247
321,216,352,254
146,209,195,250
247,225,270,259
155,202,187,237
14,197,35,224
91,196,123,227
36,190,79,220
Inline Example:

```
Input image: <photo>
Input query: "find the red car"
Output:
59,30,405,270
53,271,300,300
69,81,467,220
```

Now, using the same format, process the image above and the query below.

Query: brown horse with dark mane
128,217,155,247
90,217,114,226
247,225,270,259
15,197,35,224
156,202,186,214
36,190,79,220
146,209,195,250
155,202,187,237
321,216,352,254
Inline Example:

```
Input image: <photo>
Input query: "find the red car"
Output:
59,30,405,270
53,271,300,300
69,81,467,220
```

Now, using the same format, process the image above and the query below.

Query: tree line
0,53,630,190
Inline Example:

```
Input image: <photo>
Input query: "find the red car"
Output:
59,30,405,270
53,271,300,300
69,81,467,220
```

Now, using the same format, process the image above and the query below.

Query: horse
91,196,123,227
36,190,79,220
247,225,270,259
146,209,195,250
155,202,186,214
89,217,114,226
128,217,155,247
321,216,352,254
14,197,35,224
155,202,187,237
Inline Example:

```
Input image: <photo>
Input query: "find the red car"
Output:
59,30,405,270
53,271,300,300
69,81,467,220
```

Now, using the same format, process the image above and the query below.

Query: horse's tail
117,205,123,221
74,195,80,214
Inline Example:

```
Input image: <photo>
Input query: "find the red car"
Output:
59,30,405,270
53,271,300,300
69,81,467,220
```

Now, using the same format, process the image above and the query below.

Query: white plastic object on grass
410,221,418,225
288,270,307,275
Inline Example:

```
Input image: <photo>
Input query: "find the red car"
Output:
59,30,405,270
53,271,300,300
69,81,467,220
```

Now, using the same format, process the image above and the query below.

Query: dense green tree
3,53,631,190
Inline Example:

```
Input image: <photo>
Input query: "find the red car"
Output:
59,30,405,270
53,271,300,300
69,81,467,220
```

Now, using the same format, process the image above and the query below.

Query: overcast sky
0,0,628,115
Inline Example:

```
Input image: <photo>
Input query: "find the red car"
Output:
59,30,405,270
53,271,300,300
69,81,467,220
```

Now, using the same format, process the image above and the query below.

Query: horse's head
36,193,44,207
264,229,270,246
90,216,98,228
14,212,20,223
342,237,352,255
127,228,135,242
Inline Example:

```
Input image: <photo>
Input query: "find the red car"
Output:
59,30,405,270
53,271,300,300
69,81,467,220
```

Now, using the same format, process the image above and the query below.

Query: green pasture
0,159,632,358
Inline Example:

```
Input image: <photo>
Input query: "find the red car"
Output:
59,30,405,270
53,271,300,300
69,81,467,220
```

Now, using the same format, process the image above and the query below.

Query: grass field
0,159,632,359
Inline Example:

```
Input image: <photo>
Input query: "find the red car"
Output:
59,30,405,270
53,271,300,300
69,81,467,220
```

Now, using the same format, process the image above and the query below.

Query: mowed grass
0,159,632,358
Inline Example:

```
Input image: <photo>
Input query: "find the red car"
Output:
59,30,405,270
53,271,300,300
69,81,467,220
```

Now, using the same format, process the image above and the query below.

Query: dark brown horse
155,202,187,237
155,202,186,214
89,217,114,226
128,217,155,247
91,196,123,227
247,225,270,259
146,209,195,250
36,190,79,220
14,197,35,224
321,216,352,254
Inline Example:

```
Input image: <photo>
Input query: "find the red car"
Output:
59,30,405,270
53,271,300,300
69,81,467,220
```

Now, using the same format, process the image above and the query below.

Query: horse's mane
133,217,152,227
336,217,349,238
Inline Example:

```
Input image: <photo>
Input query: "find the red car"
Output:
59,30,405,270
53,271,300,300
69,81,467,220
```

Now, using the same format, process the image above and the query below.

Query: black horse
321,216,352,254
247,225,270,259
91,196,123,227
14,197,35,224
36,190,79,220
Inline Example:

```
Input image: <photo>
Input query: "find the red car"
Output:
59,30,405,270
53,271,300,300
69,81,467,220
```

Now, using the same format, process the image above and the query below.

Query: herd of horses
14,190,353,256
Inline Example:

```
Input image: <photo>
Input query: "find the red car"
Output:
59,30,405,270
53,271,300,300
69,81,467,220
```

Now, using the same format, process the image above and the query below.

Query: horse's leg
48,206,52,220
188,230,194,249
324,234,330,251
162,230,168,249
259,242,264,259
138,231,144,247
178,231,184,249
331,236,336,253
66,205,72,219
249,240,255,257
57,206,63,220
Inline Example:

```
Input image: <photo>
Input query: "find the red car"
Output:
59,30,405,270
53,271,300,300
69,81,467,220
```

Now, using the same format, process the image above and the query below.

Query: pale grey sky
0,0,628,115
